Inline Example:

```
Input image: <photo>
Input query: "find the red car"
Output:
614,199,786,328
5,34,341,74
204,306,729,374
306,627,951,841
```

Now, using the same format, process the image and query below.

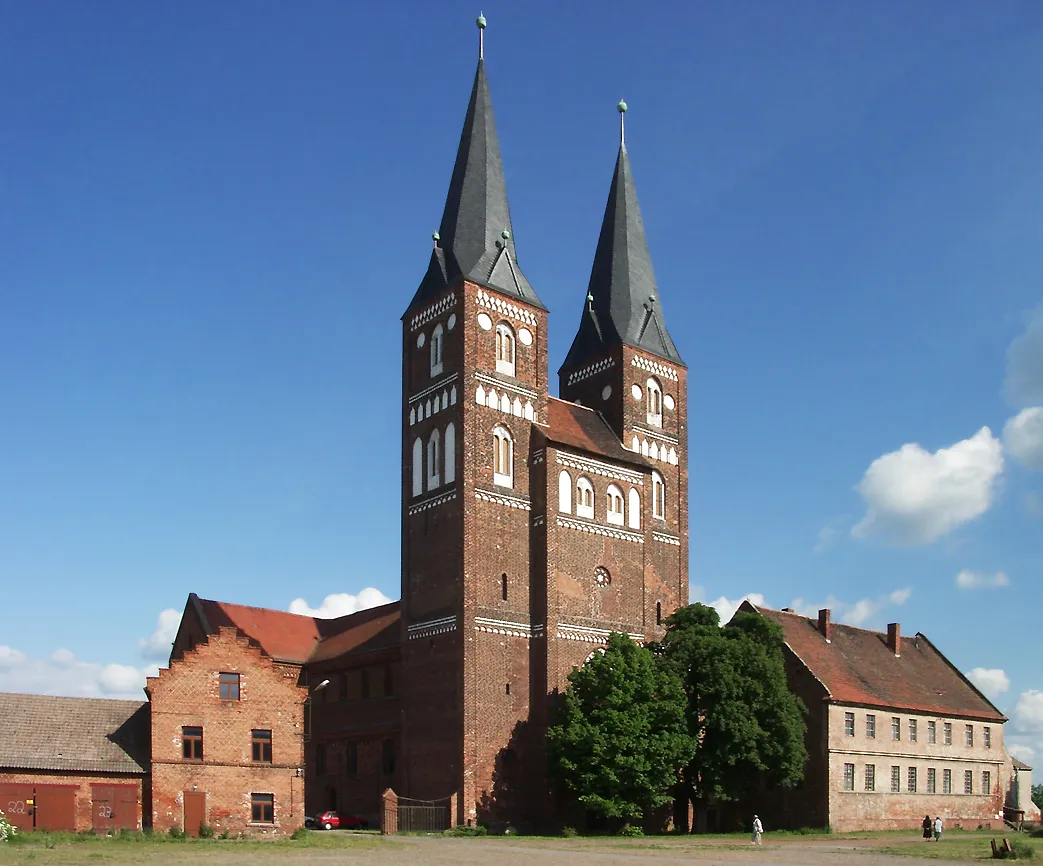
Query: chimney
887,622,901,657
818,609,831,643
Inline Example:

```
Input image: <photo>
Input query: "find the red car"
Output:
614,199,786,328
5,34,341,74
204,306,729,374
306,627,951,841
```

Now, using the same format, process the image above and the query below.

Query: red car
311,810,369,831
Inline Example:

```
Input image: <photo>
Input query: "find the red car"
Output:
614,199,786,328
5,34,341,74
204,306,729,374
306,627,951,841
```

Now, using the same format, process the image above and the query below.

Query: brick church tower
399,20,688,828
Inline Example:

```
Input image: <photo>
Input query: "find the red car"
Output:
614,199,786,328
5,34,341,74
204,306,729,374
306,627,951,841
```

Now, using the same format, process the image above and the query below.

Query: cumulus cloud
1008,742,1036,762
965,667,1010,699
813,525,840,554
0,646,155,699
708,593,766,625
139,609,182,660
289,588,393,619
955,569,1010,590
1014,690,1043,733
852,427,1004,545
1004,407,1043,470
1005,308,1043,406
790,587,912,628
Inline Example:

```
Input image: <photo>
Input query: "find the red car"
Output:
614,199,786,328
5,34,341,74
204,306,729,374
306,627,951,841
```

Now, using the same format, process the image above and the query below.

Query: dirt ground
0,833,987,865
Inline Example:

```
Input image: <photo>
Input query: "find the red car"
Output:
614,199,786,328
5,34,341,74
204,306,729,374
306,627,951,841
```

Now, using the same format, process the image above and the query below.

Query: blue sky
1,2,1041,756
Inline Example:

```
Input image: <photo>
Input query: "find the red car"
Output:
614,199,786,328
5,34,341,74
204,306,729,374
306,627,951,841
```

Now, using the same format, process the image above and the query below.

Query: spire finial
477,13,486,60
617,100,628,147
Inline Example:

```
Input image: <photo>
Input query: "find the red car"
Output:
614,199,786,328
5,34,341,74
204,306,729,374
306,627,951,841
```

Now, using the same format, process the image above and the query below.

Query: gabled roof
1013,757,1033,771
545,397,648,467
309,603,401,664
0,693,149,774
406,58,544,314
743,603,1006,722
561,143,682,372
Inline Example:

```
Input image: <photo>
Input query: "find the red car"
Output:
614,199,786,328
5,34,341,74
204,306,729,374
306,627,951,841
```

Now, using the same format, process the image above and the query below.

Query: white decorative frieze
556,622,644,643
566,355,616,387
556,453,644,485
555,515,643,543
653,531,682,546
475,488,531,511
409,373,459,406
475,289,538,327
474,617,541,639
407,615,458,639
411,292,458,331
408,489,457,515
631,355,679,382
474,372,538,399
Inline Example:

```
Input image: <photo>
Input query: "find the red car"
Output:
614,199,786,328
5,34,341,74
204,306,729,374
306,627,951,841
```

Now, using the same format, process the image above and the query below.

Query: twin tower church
398,19,688,823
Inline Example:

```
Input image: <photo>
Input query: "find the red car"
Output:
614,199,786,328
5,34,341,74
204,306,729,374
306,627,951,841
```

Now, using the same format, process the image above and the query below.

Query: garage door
92,785,139,832
34,785,77,831
0,784,34,832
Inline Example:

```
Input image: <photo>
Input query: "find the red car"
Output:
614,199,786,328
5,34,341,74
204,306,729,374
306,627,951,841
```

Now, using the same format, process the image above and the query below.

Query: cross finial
617,100,628,148
477,13,486,59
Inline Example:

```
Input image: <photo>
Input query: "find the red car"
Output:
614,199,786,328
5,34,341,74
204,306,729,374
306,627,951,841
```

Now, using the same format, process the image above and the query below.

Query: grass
883,830,1041,861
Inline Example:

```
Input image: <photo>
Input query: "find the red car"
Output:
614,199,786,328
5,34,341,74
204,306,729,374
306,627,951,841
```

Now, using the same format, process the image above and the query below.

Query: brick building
0,693,149,833
737,602,1014,832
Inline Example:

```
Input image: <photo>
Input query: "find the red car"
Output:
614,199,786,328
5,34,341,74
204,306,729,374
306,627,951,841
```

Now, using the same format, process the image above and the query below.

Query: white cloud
1004,407,1043,470
288,588,393,619
1014,690,1043,733
813,525,839,554
708,593,766,625
138,608,182,660
0,646,154,699
955,569,1010,590
790,587,912,628
852,427,1004,545
1005,308,1043,406
965,667,1010,699
1008,742,1036,762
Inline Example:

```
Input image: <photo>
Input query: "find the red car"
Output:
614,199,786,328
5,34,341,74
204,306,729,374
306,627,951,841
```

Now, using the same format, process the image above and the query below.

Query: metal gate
0,784,34,833
397,800,450,833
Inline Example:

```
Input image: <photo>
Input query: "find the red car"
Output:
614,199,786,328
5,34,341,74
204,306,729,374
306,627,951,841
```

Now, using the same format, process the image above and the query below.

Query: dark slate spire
561,105,683,369
407,19,544,313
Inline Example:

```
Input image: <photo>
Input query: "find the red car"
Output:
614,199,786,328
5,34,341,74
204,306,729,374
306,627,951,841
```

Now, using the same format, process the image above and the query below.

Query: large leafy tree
547,632,695,826
652,603,807,822
1033,784,1042,811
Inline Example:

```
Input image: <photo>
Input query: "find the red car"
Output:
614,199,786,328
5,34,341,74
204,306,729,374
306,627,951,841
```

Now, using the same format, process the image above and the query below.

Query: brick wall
146,627,306,835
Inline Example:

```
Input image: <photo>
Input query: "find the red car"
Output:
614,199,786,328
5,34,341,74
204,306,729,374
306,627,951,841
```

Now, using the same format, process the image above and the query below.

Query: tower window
493,426,513,488
412,437,423,497
656,602,662,625
594,566,611,587
501,573,508,601
558,470,572,513
444,422,456,484
427,429,441,490
606,484,624,526
430,323,444,376
576,477,594,519
495,322,515,376
646,377,662,427
628,488,641,529
652,471,665,519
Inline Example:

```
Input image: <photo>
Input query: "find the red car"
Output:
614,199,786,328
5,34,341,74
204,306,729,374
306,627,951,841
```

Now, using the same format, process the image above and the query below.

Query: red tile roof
744,603,1006,722
545,397,646,465
309,603,401,663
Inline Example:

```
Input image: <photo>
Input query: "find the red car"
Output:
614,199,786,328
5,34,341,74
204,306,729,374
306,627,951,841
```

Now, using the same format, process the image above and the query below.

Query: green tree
652,603,807,825
547,632,695,827
1033,784,1043,811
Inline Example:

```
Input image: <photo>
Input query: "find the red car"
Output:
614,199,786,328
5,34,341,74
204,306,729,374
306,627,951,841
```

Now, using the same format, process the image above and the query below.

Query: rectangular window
250,793,274,823
964,770,973,794
943,769,952,794
865,764,876,791
182,726,203,761
346,742,358,776
251,729,272,763
866,714,876,738
944,722,952,745
928,720,937,744
360,669,370,700
927,768,936,794
843,763,855,791
891,766,900,793
909,719,918,742
965,724,974,747
983,771,991,794
844,712,855,736
382,739,396,775
219,672,240,700
984,726,991,749
908,766,917,793
892,717,901,741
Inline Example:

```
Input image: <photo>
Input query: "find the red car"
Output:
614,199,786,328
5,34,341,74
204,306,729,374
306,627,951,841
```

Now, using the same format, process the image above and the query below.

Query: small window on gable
606,484,624,526
628,488,641,529
646,377,662,427
558,470,572,513
220,672,240,700
493,426,513,488
495,322,515,376
651,471,665,520
430,323,444,376
427,429,441,490
576,477,594,519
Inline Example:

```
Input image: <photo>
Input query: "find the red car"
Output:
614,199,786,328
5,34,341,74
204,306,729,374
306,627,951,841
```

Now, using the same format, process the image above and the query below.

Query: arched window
493,426,513,488
646,377,662,426
501,573,508,601
558,470,572,513
427,429,441,490
411,438,423,498
430,323,444,376
606,484,624,526
652,470,665,519
495,322,515,376
576,476,594,519
444,422,456,485
628,488,641,529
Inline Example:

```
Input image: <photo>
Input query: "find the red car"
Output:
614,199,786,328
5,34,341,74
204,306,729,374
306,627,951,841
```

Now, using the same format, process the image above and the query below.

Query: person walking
922,814,932,841
933,815,943,842
751,814,763,845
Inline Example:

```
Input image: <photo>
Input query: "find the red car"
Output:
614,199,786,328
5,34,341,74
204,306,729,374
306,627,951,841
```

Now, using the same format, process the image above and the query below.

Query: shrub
219,829,230,840
199,824,215,838
618,824,644,837
290,827,308,840
167,827,184,839
561,825,579,838
0,808,15,843
1011,838,1035,860
445,824,488,836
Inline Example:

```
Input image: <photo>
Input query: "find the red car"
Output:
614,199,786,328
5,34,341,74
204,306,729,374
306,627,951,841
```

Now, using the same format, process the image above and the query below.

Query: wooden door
34,786,77,831
92,785,116,833
0,784,34,832
183,791,206,837
114,786,138,830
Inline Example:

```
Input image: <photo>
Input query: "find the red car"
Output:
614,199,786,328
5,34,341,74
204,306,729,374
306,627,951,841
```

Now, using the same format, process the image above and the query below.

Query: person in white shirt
751,815,763,845
932,816,943,842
